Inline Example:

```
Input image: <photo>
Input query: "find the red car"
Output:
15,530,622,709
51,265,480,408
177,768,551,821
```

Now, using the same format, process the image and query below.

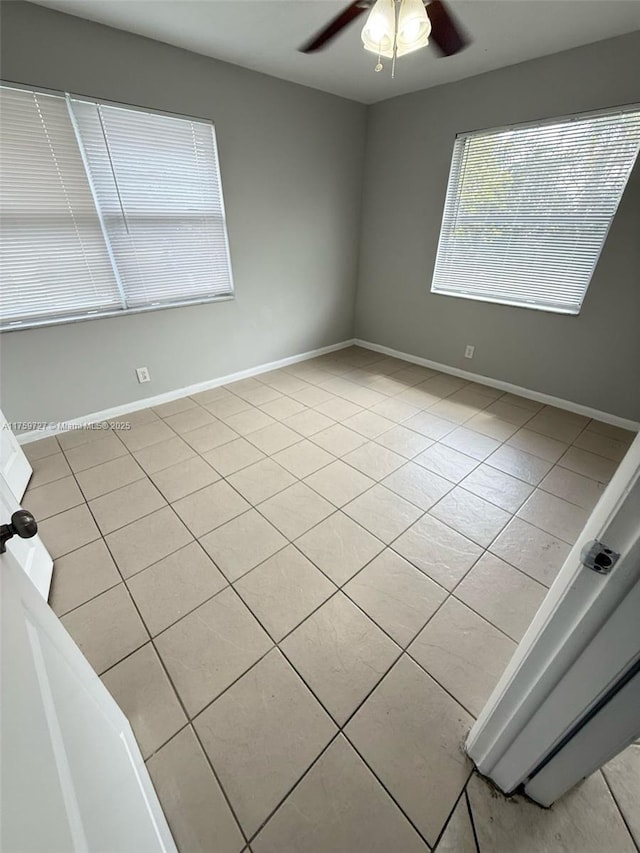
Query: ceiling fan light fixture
396,0,431,56
361,0,396,58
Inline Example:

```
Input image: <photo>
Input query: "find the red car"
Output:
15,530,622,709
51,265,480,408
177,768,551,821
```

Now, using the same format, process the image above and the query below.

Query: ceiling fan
299,0,468,75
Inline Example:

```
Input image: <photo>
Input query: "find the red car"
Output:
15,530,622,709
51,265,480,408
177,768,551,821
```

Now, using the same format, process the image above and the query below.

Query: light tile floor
24,346,638,852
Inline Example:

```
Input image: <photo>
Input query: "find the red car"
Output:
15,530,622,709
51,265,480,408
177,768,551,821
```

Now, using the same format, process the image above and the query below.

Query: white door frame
466,432,640,803
525,573,640,805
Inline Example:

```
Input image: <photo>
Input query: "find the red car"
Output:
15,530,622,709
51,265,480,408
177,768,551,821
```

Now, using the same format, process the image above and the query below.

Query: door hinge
580,540,620,575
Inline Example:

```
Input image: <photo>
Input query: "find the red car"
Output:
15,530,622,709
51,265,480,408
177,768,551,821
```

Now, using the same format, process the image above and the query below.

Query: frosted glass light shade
361,0,396,58
396,0,431,56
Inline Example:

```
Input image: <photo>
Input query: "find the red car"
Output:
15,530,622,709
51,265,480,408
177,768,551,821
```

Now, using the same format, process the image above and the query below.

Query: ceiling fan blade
299,1,370,53
427,0,468,56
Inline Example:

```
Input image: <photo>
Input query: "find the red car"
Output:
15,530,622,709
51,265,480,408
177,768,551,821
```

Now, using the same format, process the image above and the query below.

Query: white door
467,431,640,804
524,566,640,805
0,409,31,500
1,470,53,599
0,523,176,852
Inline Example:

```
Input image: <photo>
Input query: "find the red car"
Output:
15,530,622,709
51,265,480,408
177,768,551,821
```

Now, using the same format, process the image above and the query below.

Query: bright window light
0,84,234,331
430,107,640,314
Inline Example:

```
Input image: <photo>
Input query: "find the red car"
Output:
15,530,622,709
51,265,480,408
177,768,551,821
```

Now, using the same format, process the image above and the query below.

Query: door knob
0,509,38,554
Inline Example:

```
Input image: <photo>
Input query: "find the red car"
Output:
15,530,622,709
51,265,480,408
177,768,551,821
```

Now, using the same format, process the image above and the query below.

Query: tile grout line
122,514,411,853
173,543,481,755
49,415,556,641
41,348,614,470
32,347,634,850
184,373,581,835
599,767,640,853
82,488,256,850
27,366,634,671
342,725,468,852
464,784,483,853
201,631,448,849
32,366,614,535
75,522,517,705
98,530,474,848
47,423,560,647
428,783,477,852
24,346,632,466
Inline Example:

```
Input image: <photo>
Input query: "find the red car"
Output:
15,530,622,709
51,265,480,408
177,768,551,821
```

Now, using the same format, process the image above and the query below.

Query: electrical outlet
464,345,475,359
136,366,151,383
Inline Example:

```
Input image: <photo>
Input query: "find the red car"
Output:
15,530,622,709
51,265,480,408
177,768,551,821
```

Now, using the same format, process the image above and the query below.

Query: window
431,107,640,314
0,84,233,330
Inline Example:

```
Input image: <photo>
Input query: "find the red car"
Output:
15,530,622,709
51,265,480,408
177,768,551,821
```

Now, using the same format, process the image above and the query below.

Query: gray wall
1,4,639,425
355,32,640,420
0,1,367,425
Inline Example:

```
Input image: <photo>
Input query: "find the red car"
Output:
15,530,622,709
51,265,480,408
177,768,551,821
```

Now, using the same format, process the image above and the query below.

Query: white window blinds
0,86,122,328
0,84,233,331
68,98,233,308
431,108,640,314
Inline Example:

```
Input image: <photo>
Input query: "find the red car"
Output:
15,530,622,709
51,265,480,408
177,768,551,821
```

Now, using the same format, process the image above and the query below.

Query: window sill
430,288,581,316
0,294,235,333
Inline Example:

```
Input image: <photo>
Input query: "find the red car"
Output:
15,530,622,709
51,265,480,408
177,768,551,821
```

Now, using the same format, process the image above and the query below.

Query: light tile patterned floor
24,345,638,852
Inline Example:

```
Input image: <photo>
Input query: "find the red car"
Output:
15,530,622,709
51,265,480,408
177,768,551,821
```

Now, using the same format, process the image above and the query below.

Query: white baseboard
355,338,640,432
17,339,356,445
17,335,638,444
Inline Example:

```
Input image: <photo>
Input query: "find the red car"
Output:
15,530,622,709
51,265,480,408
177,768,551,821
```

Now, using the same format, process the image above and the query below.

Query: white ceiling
32,0,640,103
